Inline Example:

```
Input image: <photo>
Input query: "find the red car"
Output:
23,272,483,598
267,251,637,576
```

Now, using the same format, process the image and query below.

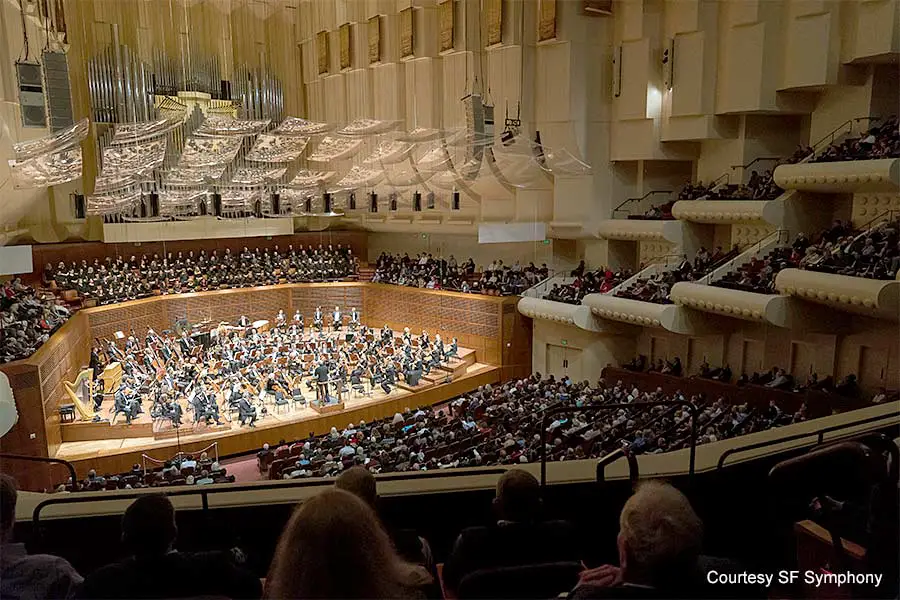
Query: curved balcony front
582,293,731,334
517,296,608,332
775,268,900,321
670,282,783,324
773,158,899,193
595,219,683,244
672,199,769,224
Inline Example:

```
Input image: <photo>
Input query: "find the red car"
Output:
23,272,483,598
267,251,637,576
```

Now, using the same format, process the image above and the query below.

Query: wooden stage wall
1,284,531,488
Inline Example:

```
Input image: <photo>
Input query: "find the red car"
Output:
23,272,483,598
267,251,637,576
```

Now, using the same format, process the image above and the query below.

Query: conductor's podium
311,401,345,415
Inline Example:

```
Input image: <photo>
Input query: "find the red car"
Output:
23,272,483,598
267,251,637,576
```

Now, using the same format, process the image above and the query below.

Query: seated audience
544,267,632,304
1,278,70,363
616,246,739,304
77,494,260,599
812,116,899,163
47,244,357,306
372,252,547,296
1,474,83,600
265,488,432,598
442,469,580,596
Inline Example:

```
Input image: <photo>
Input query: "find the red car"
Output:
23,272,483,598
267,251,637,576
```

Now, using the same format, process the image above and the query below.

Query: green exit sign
561,339,567,346
542,239,550,245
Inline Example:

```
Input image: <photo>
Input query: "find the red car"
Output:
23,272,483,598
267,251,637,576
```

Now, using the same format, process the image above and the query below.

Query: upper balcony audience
676,169,782,202
811,116,900,163
265,488,433,599
77,494,261,599
372,252,548,296
799,216,900,280
711,245,796,294
46,244,357,306
1,278,70,364
543,264,632,304
615,246,739,304
1,474,83,600
629,199,675,220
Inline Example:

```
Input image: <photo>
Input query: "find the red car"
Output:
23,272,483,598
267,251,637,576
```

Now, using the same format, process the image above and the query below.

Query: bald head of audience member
494,469,542,523
617,481,703,589
335,466,378,507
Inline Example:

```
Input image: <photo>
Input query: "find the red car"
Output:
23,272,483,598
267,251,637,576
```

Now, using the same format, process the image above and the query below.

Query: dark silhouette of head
122,494,177,558
493,469,542,523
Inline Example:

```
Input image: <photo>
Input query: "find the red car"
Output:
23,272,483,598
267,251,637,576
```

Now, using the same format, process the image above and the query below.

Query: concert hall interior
0,0,899,599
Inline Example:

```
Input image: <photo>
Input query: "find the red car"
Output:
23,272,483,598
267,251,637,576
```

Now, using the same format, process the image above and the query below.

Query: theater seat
457,561,582,599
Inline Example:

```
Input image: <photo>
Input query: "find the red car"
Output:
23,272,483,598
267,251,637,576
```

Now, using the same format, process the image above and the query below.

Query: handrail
0,454,78,493
538,400,699,488
31,467,508,535
809,117,881,154
715,409,900,471
703,229,789,285
730,156,782,171
613,190,673,214
710,172,730,187
595,446,640,487
608,253,684,295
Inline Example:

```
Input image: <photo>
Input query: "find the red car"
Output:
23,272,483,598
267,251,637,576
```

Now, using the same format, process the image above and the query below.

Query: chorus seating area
372,252,547,296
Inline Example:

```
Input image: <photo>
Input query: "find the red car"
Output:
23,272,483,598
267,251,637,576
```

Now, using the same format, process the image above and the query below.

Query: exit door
547,344,584,381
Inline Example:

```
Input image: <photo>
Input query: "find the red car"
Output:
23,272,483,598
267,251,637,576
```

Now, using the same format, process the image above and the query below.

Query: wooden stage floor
55,360,499,476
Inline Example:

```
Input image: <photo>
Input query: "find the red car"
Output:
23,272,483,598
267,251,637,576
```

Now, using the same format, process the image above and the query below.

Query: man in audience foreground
1,474,83,600
78,494,261,599
442,468,580,596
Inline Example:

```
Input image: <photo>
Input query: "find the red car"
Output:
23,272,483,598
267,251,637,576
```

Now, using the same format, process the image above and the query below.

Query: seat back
457,561,582,599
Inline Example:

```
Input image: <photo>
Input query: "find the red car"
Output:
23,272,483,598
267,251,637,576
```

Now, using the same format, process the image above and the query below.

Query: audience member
1,474,83,600
265,488,432,598
77,494,261,599
1,278,70,363
336,466,435,572
544,267,632,304
443,469,580,595
572,481,705,598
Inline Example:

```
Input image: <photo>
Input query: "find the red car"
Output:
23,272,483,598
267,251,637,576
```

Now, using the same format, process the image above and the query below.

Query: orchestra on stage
69,306,460,435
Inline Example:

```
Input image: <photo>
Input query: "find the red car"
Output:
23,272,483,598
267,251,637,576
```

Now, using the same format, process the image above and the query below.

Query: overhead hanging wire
18,0,31,61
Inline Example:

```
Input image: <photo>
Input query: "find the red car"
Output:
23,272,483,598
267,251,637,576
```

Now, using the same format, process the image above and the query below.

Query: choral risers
516,297,607,332
775,269,900,321
773,158,899,193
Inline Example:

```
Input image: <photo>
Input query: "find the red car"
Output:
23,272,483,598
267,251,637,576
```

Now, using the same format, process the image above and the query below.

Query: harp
63,368,97,421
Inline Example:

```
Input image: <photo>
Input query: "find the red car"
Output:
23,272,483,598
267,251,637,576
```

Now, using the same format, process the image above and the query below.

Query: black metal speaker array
272,193,281,215
452,190,461,210
413,190,422,211
323,192,332,213
212,192,222,216
369,191,378,213
73,193,85,219
349,191,356,210
149,192,160,217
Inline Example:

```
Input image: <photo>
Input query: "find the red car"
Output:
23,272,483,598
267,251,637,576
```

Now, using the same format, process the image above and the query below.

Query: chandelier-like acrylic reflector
161,165,227,186
335,119,399,136
179,136,243,167
94,172,136,194
195,116,270,137
287,170,337,187
218,188,262,212
111,117,183,145
231,166,287,186
362,140,414,165
101,138,167,175
12,118,89,160
87,188,142,216
159,189,208,216
307,136,363,162
274,117,332,136
245,134,309,163
9,147,83,188
329,166,385,190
